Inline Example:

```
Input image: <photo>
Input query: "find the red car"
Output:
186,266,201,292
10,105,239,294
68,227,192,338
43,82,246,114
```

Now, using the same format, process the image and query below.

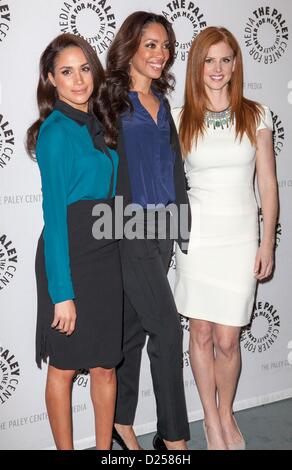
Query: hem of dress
36,330,47,369
36,352,124,371
177,310,250,327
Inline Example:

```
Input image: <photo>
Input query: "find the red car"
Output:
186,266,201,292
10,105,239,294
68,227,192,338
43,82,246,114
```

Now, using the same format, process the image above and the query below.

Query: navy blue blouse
121,91,176,208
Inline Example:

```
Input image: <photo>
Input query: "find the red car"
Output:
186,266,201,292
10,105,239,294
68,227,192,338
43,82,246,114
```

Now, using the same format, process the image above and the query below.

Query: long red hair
179,26,263,157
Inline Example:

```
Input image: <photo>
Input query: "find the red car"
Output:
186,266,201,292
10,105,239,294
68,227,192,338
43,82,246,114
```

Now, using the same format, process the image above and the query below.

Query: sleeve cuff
49,283,75,305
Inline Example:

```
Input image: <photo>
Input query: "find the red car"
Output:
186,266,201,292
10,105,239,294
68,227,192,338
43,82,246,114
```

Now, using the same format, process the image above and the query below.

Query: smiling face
129,22,170,85
203,41,236,93
48,46,94,112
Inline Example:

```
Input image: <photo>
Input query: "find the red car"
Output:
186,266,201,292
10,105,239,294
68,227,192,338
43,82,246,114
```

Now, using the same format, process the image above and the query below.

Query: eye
163,43,171,49
205,58,213,64
145,42,156,49
223,58,231,63
61,69,71,76
82,65,91,72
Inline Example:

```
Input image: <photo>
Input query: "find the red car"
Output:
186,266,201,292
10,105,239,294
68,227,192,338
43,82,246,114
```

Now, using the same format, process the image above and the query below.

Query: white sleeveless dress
173,105,273,326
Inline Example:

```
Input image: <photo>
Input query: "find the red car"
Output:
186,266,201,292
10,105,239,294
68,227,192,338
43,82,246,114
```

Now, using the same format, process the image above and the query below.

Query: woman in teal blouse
27,33,123,450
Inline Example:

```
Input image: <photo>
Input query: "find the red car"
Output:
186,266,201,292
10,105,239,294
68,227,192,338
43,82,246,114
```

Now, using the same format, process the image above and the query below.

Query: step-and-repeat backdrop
1,0,292,450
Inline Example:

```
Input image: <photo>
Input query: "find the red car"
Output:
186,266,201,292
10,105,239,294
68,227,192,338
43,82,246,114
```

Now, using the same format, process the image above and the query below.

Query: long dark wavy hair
106,11,176,114
26,33,117,158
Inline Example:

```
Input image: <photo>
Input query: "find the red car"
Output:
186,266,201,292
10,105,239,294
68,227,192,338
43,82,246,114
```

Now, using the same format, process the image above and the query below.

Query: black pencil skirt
35,199,123,370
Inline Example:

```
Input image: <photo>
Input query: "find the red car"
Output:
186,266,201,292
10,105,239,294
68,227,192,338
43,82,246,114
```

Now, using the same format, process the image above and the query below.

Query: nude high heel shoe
203,421,229,450
203,421,211,450
226,417,246,451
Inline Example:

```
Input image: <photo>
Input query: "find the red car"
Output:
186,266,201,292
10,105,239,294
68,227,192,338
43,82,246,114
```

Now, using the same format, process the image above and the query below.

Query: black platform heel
152,433,167,450
112,426,129,450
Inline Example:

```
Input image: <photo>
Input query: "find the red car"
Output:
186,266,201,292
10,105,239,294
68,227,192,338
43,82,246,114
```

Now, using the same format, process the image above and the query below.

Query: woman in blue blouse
106,12,191,450
26,34,123,450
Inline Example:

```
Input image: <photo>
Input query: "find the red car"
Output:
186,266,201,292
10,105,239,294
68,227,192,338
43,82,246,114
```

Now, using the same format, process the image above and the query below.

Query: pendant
205,108,232,129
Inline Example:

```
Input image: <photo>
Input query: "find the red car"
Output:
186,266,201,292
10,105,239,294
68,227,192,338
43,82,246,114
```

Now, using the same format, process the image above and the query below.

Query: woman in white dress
173,27,278,450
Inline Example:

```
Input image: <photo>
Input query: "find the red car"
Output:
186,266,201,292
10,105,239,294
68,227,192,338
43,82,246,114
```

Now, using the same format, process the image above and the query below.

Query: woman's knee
89,366,116,383
189,319,213,349
214,334,240,358
47,365,76,383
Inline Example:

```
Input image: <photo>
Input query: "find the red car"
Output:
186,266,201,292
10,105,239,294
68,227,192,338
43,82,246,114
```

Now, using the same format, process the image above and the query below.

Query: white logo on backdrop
0,234,17,291
180,315,190,368
0,2,10,43
240,301,280,354
161,1,207,61
271,110,284,157
244,6,288,64
73,369,89,388
0,112,14,169
59,0,116,54
0,343,20,405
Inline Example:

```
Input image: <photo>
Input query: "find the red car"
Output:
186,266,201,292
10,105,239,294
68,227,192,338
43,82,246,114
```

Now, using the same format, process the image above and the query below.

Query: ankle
114,423,133,433
163,439,188,450
113,424,141,450
218,409,233,422
204,412,222,428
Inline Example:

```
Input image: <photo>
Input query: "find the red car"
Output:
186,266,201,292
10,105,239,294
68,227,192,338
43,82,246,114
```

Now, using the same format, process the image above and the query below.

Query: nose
155,45,166,59
74,71,83,84
214,60,222,72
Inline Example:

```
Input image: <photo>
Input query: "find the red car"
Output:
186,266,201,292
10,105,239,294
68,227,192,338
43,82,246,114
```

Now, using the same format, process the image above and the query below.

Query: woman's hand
254,242,274,280
51,300,77,336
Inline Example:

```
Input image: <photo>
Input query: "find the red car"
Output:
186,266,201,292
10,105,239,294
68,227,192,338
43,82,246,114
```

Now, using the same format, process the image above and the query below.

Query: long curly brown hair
106,11,176,115
26,33,117,158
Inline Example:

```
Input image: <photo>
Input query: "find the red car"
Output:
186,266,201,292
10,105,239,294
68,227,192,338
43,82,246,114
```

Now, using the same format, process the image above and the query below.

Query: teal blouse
36,108,119,304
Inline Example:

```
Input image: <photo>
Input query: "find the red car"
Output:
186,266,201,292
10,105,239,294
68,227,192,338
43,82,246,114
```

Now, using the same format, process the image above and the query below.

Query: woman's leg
213,324,244,445
120,239,189,449
189,319,227,449
90,366,117,450
45,365,75,450
114,293,146,450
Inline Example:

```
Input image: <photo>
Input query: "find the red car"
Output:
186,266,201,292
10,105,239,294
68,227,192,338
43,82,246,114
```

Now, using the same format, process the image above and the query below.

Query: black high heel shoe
112,426,129,450
152,433,167,450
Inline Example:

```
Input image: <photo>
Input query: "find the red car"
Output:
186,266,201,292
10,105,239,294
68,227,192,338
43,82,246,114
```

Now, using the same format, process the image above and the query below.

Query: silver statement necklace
205,107,232,129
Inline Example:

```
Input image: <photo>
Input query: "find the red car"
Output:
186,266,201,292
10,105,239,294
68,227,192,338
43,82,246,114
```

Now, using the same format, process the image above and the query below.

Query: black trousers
115,237,190,441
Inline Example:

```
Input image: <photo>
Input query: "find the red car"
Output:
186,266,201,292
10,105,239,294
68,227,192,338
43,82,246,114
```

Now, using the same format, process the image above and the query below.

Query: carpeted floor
110,398,292,450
